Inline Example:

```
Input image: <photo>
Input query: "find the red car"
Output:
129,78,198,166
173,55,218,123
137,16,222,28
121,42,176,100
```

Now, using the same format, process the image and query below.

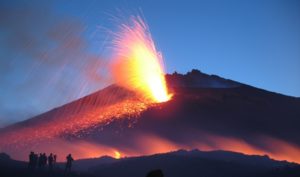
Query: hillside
0,69,299,163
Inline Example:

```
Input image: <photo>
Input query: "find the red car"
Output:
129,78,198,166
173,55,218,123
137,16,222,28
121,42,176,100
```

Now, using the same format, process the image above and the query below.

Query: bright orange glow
134,134,184,155
114,150,121,159
112,16,172,103
194,134,300,164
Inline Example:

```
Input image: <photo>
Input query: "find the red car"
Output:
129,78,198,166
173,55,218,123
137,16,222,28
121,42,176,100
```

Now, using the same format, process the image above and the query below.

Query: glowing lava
112,16,172,103
114,150,121,159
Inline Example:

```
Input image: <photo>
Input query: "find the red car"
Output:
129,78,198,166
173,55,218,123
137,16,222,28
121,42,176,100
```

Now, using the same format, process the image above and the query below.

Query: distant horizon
0,147,281,161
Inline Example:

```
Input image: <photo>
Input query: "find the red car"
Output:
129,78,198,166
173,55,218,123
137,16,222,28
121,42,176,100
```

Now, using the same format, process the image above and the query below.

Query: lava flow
111,16,172,103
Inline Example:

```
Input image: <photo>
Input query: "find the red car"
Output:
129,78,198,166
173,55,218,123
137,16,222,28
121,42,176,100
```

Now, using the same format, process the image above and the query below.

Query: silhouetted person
48,153,54,171
53,154,57,166
146,169,164,177
28,151,35,171
42,153,47,168
33,153,38,170
65,154,74,174
38,153,43,169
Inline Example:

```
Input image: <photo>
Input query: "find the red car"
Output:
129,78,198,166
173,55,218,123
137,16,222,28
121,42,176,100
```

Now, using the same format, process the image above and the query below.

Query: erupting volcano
0,16,300,170
0,15,174,161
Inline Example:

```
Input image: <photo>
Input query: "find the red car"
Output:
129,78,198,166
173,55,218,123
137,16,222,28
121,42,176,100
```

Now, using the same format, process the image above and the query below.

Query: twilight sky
0,0,299,126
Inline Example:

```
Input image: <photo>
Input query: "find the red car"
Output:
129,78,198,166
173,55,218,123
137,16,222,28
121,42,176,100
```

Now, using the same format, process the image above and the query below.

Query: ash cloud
0,5,111,127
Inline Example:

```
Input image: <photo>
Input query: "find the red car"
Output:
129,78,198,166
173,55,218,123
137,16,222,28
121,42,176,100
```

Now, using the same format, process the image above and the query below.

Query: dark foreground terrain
1,149,300,177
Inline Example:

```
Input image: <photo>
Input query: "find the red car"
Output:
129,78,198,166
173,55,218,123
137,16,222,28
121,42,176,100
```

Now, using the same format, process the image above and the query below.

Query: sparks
112,16,172,103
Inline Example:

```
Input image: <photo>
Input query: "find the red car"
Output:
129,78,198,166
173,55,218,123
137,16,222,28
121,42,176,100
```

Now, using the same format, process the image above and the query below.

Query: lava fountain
111,16,172,103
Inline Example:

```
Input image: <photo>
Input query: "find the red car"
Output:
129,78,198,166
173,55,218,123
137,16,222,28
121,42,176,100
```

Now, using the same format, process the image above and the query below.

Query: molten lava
114,150,121,159
112,16,172,103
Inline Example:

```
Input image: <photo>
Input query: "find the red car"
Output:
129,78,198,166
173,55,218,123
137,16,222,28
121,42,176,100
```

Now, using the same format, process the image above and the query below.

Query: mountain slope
0,69,299,163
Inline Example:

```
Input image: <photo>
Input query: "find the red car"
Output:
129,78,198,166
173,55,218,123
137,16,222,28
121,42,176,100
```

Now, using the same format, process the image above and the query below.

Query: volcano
0,69,300,163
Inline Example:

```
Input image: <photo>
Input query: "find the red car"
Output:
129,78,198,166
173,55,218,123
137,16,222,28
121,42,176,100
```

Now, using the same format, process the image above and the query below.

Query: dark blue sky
0,0,299,126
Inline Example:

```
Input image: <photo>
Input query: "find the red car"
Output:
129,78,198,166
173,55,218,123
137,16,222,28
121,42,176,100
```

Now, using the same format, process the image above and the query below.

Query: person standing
65,154,74,174
48,153,54,172
53,154,57,168
42,153,47,168
28,152,35,171
33,153,38,170
38,153,43,169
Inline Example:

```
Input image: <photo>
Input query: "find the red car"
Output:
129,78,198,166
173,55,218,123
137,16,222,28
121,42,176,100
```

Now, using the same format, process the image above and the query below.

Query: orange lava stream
0,97,152,152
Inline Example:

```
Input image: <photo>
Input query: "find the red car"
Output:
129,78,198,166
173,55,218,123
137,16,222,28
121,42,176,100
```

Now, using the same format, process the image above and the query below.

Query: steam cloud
0,5,110,126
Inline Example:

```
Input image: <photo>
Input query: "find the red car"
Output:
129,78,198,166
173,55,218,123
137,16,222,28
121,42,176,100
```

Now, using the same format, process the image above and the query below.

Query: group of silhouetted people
28,152,57,172
28,151,164,177
28,151,73,174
